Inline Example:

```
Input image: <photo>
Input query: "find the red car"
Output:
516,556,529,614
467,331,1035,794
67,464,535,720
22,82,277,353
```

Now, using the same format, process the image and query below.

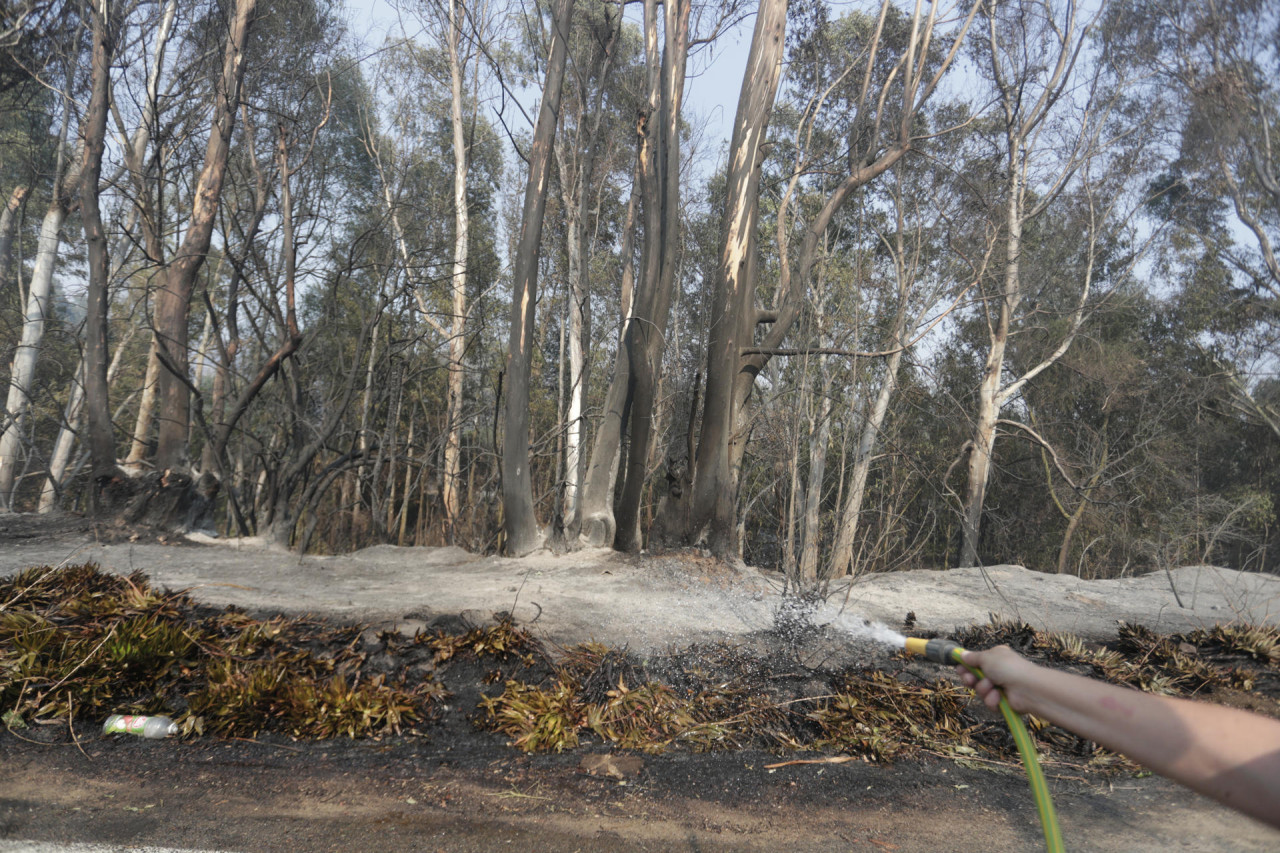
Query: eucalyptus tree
628,0,785,557
573,0,690,550
150,0,257,472
663,0,979,559
1107,0,1280,440
549,0,629,534
40,0,178,510
951,0,1169,567
0,6,84,511
439,0,480,540
78,0,126,490
501,0,576,555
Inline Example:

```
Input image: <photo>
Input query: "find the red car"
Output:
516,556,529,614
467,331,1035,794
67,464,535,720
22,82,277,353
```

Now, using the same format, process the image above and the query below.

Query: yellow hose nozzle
903,637,965,665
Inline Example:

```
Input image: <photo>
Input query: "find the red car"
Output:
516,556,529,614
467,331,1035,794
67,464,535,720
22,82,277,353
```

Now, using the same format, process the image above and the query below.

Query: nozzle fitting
903,637,965,665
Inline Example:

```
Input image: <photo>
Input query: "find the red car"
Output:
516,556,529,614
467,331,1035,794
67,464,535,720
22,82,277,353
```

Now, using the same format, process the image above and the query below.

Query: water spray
902,636,1065,853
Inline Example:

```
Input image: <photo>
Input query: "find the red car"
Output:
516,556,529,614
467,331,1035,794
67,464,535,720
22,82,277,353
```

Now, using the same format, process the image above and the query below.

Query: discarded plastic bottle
102,714,180,739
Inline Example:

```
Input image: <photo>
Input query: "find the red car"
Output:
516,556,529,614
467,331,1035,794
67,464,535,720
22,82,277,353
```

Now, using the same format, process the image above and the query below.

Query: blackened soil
4,628,1280,852
2,721,1275,852
2,534,1278,851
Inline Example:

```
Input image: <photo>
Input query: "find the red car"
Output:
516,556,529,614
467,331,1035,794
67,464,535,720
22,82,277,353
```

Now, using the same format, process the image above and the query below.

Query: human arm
957,645,1280,830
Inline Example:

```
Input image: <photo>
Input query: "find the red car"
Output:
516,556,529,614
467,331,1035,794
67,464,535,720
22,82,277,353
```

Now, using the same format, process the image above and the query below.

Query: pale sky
344,0,753,163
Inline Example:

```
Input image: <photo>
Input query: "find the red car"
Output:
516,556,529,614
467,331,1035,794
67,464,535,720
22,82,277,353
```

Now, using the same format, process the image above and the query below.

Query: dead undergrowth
3,564,1278,777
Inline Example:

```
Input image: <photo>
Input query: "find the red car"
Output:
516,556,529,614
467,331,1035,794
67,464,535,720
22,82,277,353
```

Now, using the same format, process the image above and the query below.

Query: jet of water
823,609,907,649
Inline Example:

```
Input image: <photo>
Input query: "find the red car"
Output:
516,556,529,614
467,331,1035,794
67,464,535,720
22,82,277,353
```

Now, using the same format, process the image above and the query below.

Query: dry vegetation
3,564,1278,779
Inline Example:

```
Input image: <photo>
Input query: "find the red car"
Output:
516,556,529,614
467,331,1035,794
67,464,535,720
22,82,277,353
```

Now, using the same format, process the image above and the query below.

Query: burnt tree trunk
152,0,257,471
501,0,576,556
676,0,787,557
80,0,123,497
612,0,689,552
576,0,688,550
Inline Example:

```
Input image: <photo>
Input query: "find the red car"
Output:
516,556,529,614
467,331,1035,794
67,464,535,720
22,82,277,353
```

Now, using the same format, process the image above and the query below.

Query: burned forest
0,0,1277,582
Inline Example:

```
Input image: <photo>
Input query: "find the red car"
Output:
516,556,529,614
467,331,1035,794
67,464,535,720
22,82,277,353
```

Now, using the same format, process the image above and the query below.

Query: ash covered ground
2,513,1279,852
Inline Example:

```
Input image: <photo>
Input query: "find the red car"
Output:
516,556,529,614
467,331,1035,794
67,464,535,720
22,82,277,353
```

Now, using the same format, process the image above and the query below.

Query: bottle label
103,714,148,735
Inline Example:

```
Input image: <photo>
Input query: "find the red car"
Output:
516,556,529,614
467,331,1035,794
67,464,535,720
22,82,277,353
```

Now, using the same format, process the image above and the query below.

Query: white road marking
0,843,243,853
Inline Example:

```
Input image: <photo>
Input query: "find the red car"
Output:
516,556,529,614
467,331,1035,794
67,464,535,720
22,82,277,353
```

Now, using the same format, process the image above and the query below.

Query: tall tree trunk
356,318,380,511
501,0,576,556
0,202,66,508
797,358,833,582
80,0,122,490
441,0,470,541
0,109,80,509
574,114,643,547
124,339,161,466
562,186,586,526
682,0,788,555
612,0,689,552
959,145,1023,567
397,415,415,545
958,240,1013,567
781,417,800,578
558,2,620,531
152,0,256,470
576,0,686,550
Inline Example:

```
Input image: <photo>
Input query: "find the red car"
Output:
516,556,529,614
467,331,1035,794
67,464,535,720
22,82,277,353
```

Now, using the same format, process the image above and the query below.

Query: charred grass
3,564,1279,779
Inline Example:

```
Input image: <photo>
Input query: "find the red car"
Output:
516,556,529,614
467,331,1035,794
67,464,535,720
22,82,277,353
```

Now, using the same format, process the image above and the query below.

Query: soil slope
2,513,1279,852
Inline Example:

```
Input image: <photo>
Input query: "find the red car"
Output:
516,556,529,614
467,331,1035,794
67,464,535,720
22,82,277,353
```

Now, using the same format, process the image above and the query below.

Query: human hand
955,645,1041,715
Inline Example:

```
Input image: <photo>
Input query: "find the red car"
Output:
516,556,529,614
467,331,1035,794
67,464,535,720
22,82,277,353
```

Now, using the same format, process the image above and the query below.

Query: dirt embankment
1,512,1275,651
2,513,1279,852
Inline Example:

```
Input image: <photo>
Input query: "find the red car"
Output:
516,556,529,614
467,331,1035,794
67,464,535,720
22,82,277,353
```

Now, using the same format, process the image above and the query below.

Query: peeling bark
441,0,471,540
81,0,124,492
679,0,788,555
152,0,257,470
501,0,576,556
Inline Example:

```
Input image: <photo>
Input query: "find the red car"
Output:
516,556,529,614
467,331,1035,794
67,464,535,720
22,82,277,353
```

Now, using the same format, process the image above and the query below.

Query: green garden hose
904,637,1065,853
